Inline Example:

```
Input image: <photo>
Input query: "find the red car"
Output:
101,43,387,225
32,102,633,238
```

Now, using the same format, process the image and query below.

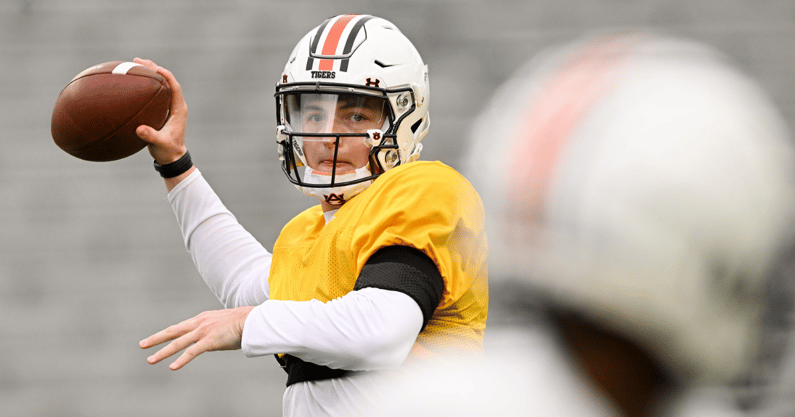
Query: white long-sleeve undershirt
243,288,422,370
167,169,423,372
168,170,271,308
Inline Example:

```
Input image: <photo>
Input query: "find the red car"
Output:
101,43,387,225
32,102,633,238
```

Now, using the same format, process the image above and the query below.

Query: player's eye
306,113,325,124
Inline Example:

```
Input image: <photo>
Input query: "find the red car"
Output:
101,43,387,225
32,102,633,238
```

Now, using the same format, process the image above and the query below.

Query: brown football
51,61,171,162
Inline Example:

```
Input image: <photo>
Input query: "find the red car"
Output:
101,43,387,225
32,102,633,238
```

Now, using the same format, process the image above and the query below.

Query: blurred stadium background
2,0,794,416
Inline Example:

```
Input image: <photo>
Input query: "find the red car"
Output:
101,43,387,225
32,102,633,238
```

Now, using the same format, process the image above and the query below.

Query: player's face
287,93,387,174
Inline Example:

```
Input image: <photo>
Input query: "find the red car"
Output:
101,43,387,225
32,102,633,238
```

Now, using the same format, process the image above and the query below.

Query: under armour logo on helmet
365,78,380,87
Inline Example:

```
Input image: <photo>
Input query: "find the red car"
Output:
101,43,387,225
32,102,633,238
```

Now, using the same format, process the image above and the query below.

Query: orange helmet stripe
318,15,357,71
508,34,630,221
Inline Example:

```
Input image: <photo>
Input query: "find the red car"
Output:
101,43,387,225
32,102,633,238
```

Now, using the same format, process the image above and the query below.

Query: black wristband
153,151,193,178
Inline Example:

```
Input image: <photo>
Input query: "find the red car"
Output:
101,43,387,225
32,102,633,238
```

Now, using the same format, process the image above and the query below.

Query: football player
134,14,488,417
385,31,795,417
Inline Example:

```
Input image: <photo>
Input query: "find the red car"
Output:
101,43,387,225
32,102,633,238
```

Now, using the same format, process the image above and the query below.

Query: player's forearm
168,169,271,307
164,165,196,192
241,288,423,371
188,214,272,307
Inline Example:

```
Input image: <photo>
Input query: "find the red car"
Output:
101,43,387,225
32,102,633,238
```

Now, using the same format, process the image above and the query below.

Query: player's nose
320,136,338,149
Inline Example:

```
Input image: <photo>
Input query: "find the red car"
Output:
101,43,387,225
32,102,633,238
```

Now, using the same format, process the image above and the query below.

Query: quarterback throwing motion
135,14,488,416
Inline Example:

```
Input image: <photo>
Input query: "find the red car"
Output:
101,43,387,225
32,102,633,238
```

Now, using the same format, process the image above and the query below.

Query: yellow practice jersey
269,161,488,361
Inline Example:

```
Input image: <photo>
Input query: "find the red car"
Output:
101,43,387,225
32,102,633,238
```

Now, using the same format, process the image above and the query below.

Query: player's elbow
357,329,417,370
347,292,423,370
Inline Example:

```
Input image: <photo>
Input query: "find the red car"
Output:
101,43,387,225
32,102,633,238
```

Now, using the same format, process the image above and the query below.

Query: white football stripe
112,62,142,75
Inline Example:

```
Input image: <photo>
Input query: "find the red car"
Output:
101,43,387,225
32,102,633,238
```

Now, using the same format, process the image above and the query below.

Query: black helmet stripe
305,17,332,71
339,15,374,72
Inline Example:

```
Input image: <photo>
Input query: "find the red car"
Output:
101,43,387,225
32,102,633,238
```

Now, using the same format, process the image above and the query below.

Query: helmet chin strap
297,166,374,205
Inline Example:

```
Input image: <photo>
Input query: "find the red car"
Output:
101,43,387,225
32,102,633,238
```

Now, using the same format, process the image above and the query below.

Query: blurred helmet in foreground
465,31,795,384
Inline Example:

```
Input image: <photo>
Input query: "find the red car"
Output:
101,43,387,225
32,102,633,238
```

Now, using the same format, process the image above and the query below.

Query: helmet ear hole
384,150,399,167
375,147,400,171
410,118,423,134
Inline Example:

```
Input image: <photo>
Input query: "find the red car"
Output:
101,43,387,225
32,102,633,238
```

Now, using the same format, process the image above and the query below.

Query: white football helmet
275,14,430,206
466,31,795,385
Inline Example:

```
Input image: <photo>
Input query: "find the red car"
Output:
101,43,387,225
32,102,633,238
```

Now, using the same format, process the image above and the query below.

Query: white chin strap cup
297,166,374,205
